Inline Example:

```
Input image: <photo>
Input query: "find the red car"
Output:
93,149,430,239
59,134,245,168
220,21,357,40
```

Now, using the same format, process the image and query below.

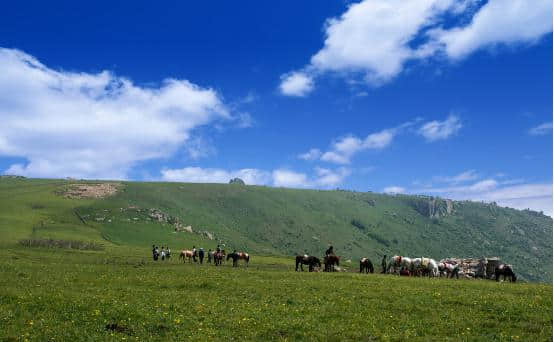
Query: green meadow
0,178,552,340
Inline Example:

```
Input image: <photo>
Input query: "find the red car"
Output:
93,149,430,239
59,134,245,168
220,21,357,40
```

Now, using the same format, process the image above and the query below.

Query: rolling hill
0,177,551,282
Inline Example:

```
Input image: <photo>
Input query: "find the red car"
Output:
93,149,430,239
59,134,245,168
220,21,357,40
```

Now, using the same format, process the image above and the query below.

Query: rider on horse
325,245,334,256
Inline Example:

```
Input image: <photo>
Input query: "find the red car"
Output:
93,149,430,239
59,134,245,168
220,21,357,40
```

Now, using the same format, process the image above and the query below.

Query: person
192,245,197,262
160,246,166,261
208,249,213,263
325,245,334,256
381,254,387,274
216,244,221,253
198,248,205,264
152,245,157,261
166,246,171,260
154,246,159,261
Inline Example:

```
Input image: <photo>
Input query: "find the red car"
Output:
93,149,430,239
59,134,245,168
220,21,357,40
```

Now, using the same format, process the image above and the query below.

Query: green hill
0,177,551,281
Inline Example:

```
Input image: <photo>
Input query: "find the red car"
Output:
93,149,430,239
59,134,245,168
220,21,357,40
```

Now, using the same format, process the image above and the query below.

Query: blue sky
0,0,552,214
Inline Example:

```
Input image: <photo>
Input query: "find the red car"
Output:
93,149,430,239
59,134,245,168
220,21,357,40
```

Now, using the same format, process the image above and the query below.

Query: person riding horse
325,246,334,256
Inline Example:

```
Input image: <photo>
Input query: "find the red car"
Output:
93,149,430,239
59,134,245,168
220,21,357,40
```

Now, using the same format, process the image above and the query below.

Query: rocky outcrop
404,196,455,218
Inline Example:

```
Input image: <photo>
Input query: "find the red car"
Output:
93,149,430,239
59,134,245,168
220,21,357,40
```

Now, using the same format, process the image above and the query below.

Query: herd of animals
166,247,517,282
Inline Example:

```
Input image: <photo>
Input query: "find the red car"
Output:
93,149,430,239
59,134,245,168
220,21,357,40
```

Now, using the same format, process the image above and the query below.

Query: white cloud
384,186,406,194
279,71,314,97
416,179,553,216
418,115,462,141
281,0,552,93
313,167,351,187
161,167,271,185
433,0,553,59
272,169,310,187
0,48,231,179
304,119,423,165
529,122,552,136
298,148,322,161
435,169,478,184
161,166,350,189
311,0,452,85
320,128,396,164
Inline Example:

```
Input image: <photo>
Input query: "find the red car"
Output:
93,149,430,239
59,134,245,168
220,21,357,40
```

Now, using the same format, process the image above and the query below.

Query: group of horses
178,249,250,267
295,254,340,272
295,254,517,282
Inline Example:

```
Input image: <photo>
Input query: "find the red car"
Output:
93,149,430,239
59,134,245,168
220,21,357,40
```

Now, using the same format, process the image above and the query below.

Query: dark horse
213,250,225,266
495,264,517,282
295,255,321,272
324,255,340,272
359,258,374,274
227,251,250,267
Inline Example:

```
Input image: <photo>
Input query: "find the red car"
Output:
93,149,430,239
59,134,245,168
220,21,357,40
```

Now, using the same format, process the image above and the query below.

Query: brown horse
295,255,321,272
179,250,196,263
213,250,226,266
324,255,340,272
359,258,374,274
227,251,250,267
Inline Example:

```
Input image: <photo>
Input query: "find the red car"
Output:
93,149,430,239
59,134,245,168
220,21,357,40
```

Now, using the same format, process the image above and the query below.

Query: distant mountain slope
1,178,551,281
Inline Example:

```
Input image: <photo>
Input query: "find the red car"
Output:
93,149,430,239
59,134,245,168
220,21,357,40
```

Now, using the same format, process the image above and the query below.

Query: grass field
0,246,552,341
0,177,552,340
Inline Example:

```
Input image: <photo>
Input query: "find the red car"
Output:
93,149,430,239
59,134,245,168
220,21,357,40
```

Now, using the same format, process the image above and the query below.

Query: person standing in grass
160,246,166,261
381,255,387,274
208,249,213,263
192,245,197,262
166,246,171,260
154,246,159,261
152,245,157,261
198,248,205,264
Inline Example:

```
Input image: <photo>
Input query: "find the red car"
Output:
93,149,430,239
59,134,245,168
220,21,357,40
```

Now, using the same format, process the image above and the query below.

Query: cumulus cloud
434,169,478,184
432,0,553,59
0,48,231,179
281,0,552,94
279,71,314,97
415,177,552,216
161,167,271,185
528,122,552,136
298,148,322,161
384,186,406,194
418,115,462,141
302,117,455,165
320,128,397,164
161,166,350,189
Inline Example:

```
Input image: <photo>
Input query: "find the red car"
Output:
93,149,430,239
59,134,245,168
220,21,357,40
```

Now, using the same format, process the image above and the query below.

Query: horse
439,262,460,279
295,255,321,272
227,251,250,267
179,250,197,263
359,258,374,274
495,264,517,282
387,255,412,274
411,257,439,277
324,255,340,272
213,250,226,266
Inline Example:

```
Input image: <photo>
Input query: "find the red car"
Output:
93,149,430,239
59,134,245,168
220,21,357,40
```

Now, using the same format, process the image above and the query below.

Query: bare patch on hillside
60,183,121,199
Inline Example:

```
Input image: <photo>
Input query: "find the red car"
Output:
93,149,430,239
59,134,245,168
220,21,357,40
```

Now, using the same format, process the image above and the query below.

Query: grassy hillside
0,177,552,340
0,177,552,281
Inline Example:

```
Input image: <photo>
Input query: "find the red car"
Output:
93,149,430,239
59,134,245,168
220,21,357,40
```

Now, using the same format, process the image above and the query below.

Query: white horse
387,255,412,274
438,262,459,278
412,257,439,277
